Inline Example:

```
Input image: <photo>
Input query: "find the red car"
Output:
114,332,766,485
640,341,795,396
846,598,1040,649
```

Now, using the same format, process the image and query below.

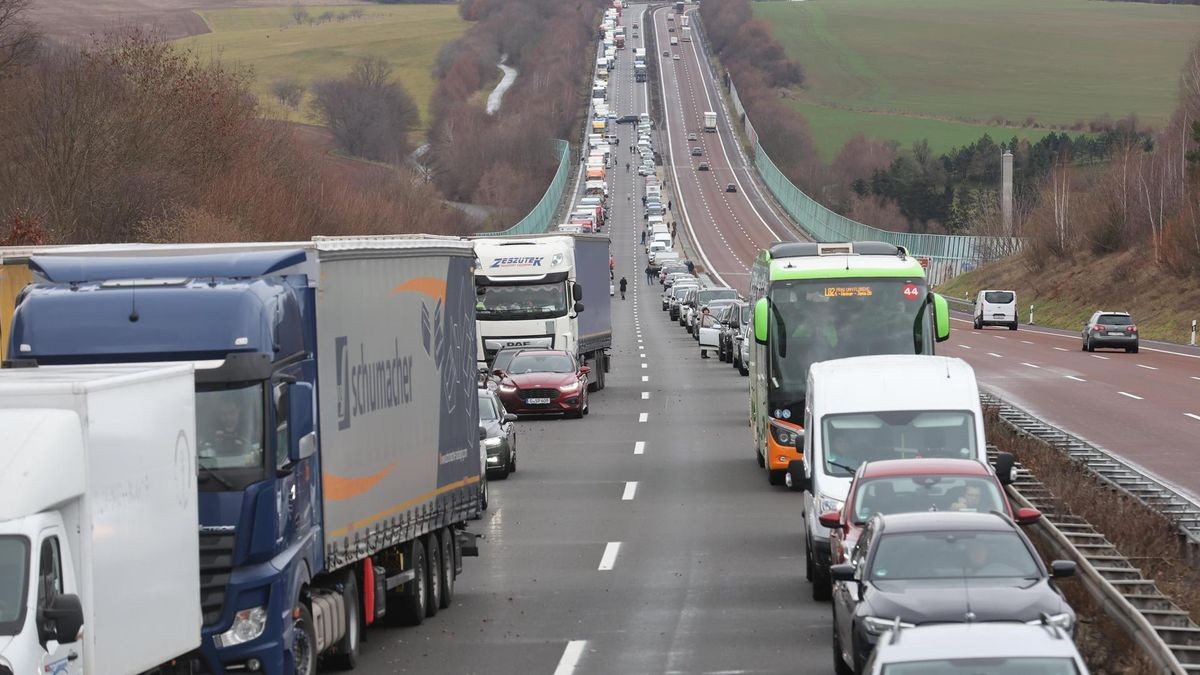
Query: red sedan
821,458,1041,568
496,350,590,419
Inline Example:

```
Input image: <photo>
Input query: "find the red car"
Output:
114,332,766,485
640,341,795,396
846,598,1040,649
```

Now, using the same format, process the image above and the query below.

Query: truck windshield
476,283,568,321
767,278,932,414
197,383,267,491
823,410,977,477
0,536,29,635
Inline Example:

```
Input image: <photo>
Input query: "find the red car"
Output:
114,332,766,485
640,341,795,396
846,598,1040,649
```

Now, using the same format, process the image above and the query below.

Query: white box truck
473,234,613,390
703,111,717,132
0,363,200,675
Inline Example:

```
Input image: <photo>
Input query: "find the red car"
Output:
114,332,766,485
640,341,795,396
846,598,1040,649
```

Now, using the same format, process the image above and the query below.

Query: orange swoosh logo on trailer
323,462,396,500
392,277,447,303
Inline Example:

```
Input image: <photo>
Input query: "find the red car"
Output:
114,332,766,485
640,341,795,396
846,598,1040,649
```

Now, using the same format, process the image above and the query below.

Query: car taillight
1128,325,1137,333
1093,325,1105,332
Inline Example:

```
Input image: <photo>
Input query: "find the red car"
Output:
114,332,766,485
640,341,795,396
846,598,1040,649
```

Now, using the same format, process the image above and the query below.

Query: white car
865,622,1088,674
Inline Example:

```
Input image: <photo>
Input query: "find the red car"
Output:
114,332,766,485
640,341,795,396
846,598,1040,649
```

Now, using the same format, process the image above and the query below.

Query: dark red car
820,458,1041,568
495,350,590,418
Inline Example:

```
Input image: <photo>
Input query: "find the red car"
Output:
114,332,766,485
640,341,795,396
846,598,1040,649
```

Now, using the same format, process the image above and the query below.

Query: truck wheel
479,478,489,512
395,539,427,625
326,573,360,670
768,469,786,486
438,529,455,609
293,604,318,675
425,535,441,617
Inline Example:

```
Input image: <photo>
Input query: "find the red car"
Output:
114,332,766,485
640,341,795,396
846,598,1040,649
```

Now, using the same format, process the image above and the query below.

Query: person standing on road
699,306,713,359
626,162,630,172
619,277,628,300
667,199,672,211
645,264,655,284
641,230,646,245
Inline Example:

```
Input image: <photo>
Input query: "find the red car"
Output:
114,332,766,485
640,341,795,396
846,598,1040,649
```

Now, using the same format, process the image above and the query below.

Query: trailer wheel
425,534,441,617
293,604,318,675
395,539,427,625
326,573,360,670
438,529,455,609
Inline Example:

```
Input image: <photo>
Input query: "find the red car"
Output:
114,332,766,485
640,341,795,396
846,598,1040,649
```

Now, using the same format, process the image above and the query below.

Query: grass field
179,4,469,135
755,0,1200,160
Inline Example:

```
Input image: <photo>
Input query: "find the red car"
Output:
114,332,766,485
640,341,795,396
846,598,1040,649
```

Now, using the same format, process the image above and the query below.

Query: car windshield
476,283,569,321
870,531,1040,581
197,383,267,489
1098,314,1133,326
0,536,29,635
478,393,499,420
882,657,1080,674
509,353,575,374
984,291,1014,303
852,476,1004,524
493,348,545,373
741,303,752,325
767,278,933,411
823,411,977,476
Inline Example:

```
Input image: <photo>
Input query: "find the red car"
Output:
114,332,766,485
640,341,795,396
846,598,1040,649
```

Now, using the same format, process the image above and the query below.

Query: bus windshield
767,278,931,412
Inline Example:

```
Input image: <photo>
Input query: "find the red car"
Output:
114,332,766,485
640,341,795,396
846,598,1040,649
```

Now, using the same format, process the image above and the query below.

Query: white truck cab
787,356,1006,600
974,289,1017,330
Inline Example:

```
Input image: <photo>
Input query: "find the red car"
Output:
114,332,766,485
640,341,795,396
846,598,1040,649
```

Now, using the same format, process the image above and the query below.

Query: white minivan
786,355,1014,600
974,289,1017,330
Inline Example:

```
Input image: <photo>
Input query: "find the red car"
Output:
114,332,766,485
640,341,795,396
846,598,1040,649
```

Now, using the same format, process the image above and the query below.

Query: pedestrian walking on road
619,277,628,300
700,306,713,359
667,199,672,211
626,162,630,172
641,231,646,245
645,265,654,284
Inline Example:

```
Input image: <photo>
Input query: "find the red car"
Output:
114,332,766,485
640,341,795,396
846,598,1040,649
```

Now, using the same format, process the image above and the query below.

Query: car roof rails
886,616,905,645
1037,612,1066,639
768,241,907,259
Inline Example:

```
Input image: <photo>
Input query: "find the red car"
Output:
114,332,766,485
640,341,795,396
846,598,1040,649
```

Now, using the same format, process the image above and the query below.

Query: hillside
755,0,1200,160
937,250,1200,344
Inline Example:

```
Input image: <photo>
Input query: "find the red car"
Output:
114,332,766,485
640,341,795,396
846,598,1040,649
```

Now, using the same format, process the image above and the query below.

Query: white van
786,355,1014,600
650,223,669,237
974,289,1017,330
651,233,672,249
670,36,678,46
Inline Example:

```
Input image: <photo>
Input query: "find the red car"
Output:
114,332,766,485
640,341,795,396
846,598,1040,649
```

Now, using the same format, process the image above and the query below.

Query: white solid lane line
598,542,621,571
1136,364,1158,370
987,352,1003,358
622,481,638,501
1021,362,1040,369
634,441,645,455
1186,413,1200,422
638,412,648,422
1118,391,1144,400
1065,375,1087,382
554,640,587,675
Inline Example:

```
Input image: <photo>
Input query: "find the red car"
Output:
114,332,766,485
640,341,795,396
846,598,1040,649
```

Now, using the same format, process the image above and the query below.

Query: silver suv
1082,311,1138,353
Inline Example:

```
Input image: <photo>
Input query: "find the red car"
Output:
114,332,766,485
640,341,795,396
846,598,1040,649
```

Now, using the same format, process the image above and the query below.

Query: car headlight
499,384,517,393
216,605,268,648
818,494,845,517
560,381,582,393
1029,613,1074,632
484,437,503,447
863,616,915,635
769,420,802,447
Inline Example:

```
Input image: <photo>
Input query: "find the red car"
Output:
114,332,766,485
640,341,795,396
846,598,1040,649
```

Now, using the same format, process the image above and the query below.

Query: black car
616,114,639,124
1082,310,1138,353
663,50,670,57
832,511,1076,674
726,183,737,192
697,162,709,171
478,388,518,478
690,147,703,156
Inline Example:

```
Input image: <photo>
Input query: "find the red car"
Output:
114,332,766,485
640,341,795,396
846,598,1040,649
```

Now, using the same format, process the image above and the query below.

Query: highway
351,7,831,672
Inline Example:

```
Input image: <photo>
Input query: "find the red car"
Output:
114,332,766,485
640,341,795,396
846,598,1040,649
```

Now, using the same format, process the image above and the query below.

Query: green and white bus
749,242,951,484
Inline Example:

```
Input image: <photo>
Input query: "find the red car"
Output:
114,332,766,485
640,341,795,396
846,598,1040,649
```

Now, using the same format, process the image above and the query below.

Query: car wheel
756,448,765,468
805,534,814,582
1129,345,1139,353
973,317,981,330
812,562,831,602
1081,338,1087,351
1009,321,1018,331
832,610,853,675
508,451,517,473
492,464,510,480
1086,336,1095,352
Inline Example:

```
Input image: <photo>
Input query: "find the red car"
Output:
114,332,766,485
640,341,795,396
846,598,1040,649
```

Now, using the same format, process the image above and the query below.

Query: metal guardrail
477,139,571,237
985,394,1200,673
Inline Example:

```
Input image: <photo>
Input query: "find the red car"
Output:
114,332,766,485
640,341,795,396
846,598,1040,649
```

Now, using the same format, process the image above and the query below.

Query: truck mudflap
457,528,480,558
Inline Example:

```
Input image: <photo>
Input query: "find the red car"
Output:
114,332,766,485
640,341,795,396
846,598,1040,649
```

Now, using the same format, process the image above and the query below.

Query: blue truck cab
8,249,322,673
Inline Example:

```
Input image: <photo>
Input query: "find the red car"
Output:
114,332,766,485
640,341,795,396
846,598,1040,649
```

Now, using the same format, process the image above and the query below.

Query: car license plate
992,314,1005,319
1108,331,1125,336
527,397,551,404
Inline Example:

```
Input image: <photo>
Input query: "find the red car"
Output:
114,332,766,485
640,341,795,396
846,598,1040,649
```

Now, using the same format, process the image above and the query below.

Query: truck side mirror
574,302,585,314
572,284,584,302
40,593,84,646
754,298,769,345
932,293,950,342
287,381,316,465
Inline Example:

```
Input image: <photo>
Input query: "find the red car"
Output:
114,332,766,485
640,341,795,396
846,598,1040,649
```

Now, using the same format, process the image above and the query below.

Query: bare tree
271,78,305,108
310,56,420,164
1050,156,1073,255
0,0,39,76
291,3,309,26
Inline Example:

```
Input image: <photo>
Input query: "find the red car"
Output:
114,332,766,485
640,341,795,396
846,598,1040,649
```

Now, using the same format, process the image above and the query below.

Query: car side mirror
493,368,505,377
818,510,842,530
579,366,592,375
39,593,83,646
785,459,809,492
1050,560,1076,578
1014,507,1042,525
503,413,518,423
993,451,1016,486
287,382,316,465
830,564,856,582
